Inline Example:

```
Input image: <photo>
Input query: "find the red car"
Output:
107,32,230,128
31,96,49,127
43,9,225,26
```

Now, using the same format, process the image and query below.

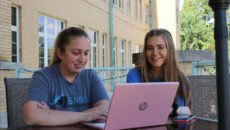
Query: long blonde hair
140,29,192,109
50,27,89,66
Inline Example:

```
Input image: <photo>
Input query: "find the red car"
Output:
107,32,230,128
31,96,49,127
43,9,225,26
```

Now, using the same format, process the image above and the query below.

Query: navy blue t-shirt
25,64,109,112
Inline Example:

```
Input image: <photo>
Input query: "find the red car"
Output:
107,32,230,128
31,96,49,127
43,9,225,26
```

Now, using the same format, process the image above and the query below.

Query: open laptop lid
104,82,179,130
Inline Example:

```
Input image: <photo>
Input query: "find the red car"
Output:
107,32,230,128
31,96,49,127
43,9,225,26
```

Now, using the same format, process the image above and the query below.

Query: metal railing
15,66,133,92
192,60,230,75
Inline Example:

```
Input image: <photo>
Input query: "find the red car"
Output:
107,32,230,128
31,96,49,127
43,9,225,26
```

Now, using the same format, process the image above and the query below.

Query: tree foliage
180,0,215,50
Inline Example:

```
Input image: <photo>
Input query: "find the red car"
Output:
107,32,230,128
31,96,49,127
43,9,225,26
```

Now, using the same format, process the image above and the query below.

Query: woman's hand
37,101,50,110
82,110,108,122
177,106,191,115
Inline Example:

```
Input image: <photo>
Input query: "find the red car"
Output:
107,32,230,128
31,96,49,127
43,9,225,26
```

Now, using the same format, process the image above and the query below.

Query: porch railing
192,60,230,75
15,66,133,92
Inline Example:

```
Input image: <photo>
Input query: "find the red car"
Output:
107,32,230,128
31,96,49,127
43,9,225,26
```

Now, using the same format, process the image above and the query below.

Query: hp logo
139,102,148,111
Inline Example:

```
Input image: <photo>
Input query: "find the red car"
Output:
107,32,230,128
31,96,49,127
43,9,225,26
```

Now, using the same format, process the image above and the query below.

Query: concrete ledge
132,50,215,65
177,50,214,62
0,62,24,70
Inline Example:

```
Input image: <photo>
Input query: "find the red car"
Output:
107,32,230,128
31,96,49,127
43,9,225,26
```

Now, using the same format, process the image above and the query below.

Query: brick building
0,0,180,127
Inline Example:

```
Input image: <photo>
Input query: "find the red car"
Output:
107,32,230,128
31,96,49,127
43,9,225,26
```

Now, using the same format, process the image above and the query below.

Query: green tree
180,0,215,50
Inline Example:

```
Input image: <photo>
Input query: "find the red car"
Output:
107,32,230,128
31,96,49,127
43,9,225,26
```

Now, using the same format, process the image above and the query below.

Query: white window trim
102,34,106,67
113,37,117,66
11,6,19,62
139,45,143,52
139,0,142,21
88,30,98,68
120,40,126,66
128,41,131,66
134,0,138,19
126,0,130,15
113,0,118,7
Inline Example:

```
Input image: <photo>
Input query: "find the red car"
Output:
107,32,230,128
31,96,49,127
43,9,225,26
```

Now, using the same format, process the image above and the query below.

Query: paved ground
0,112,7,128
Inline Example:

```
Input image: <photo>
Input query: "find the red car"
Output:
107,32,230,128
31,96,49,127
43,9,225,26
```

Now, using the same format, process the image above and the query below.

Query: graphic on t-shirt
49,94,90,108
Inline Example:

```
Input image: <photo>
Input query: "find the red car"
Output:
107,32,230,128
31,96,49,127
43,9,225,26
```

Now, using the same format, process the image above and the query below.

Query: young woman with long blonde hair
127,29,192,112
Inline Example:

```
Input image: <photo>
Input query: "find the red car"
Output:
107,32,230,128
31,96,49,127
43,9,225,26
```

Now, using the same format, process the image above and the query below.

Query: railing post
209,0,230,130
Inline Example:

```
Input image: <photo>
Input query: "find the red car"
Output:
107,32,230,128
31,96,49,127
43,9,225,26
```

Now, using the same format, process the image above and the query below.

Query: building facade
0,0,179,127
1,0,180,69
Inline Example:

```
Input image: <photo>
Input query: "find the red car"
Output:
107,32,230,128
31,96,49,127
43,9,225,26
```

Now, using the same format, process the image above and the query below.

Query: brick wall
0,0,11,127
179,62,192,75
188,75,219,120
0,70,15,114
0,62,24,128
0,0,11,62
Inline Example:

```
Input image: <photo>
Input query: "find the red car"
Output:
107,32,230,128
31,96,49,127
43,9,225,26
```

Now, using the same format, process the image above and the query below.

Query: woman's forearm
24,101,86,126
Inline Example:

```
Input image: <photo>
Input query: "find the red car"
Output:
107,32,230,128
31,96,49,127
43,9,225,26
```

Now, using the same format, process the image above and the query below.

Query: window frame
139,45,143,52
120,39,126,66
88,30,98,68
139,0,142,21
119,0,123,9
38,14,64,68
134,0,138,18
113,37,117,66
126,0,131,15
11,6,19,63
102,33,106,67
128,41,131,66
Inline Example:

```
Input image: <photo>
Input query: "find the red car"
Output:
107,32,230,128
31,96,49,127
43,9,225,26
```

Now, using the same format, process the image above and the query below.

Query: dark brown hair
50,27,89,65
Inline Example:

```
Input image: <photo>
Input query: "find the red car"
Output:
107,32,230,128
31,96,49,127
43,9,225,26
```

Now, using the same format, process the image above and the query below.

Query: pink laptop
83,82,179,130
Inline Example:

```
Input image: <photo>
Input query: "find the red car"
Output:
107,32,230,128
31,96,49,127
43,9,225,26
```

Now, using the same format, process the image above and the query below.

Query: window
139,45,143,52
102,34,106,67
38,15,64,68
119,0,123,9
134,0,138,18
113,0,118,6
135,44,139,53
126,0,130,15
113,37,117,66
128,41,131,66
139,0,142,21
88,30,98,68
120,40,126,66
11,6,19,62
145,5,149,24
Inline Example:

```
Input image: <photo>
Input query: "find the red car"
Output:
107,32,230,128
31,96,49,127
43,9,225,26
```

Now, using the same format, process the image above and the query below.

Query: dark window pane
47,38,54,60
12,56,16,62
39,48,44,57
11,7,17,26
39,37,44,47
48,58,51,65
94,32,97,43
12,31,17,43
61,22,64,30
12,43,16,54
39,58,44,68
93,47,97,67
